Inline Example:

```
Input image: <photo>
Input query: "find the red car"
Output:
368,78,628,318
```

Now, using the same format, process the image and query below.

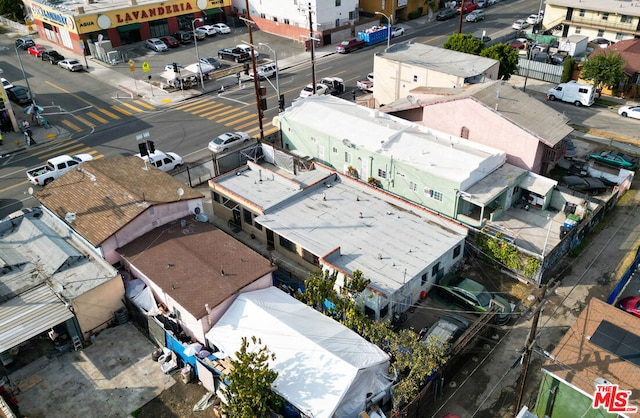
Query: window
575,26,581,34
421,273,427,286
378,169,387,178
409,181,417,191
602,12,609,21
243,208,253,225
213,192,221,203
335,0,341,5
616,32,625,40
579,9,585,17
332,147,338,153
413,75,418,82
279,236,295,252
302,249,319,265
621,15,632,24
460,126,470,139
344,152,352,163
453,245,461,258
284,18,290,24
273,16,278,22
260,13,266,18
597,29,604,37
425,188,443,201
431,262,440,277
255,222,263,231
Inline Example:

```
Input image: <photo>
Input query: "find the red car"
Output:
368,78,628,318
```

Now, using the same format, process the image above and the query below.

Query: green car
588,150,638,170
438,274,512,324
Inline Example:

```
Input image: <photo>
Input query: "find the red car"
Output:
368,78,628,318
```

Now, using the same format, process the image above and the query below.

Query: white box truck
547,81,595,106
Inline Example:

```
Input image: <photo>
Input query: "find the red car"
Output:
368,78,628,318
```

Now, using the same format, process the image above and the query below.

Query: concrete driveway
11,323,175,418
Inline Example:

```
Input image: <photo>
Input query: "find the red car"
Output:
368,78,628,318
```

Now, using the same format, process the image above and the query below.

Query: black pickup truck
217,48,251,63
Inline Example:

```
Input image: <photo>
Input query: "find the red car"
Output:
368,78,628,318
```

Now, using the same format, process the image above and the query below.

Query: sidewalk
0,120,71,157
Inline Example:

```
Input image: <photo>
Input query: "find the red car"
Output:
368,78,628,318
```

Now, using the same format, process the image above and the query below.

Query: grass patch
595,98,619,107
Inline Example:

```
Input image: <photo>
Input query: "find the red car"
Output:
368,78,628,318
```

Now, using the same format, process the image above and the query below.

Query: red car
457,2,478,13
27,45,47,57
619,296,640,318
159,36,180,48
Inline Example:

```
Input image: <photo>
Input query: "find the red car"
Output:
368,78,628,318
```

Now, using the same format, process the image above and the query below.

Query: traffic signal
278,94,285,112
147,140,155,154
138,142,148,157
260,98,267,110
172,63,178,72
243,62,250,75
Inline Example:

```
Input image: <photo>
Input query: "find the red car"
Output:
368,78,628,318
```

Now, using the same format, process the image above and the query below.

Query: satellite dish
177,188,184,198
342,138,352,147
27,187,34,195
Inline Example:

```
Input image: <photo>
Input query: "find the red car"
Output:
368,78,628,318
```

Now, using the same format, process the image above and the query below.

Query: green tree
443,33,485,55
561,57,575,83
580,50,626,94
298,269,338,313
480,43,519,80
0,0,25,22
220,336,282,418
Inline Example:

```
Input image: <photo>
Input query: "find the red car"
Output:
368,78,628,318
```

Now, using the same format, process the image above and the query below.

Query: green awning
204,8,222,15
117,23,142,32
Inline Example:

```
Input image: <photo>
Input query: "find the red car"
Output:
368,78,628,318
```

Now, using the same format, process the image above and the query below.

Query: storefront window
177,14,195,30
149,19,169,37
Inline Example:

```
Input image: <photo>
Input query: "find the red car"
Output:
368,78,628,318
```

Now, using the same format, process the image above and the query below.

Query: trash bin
180,364,193,384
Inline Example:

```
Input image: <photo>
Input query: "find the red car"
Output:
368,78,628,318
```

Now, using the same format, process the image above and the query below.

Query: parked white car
512,19,530,30
198,25,218,36
135,150,183,172
1,78,14,90
145,38,168,52
208,132,251,154
299,83,329,98
212,23,231,34
391,26,405,37
618,105,640,120
58,59,84,71
526,14,543,25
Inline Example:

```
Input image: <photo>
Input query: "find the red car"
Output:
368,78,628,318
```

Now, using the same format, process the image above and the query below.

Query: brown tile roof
33,156,202,246
594,39,640,75
117,218,275,318
543,298,640,409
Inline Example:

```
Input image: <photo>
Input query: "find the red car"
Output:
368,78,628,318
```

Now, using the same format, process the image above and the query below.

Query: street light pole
15,47,36,108
191,18,205,89
259,43,281,112
242,0,264,140
374,11,393,49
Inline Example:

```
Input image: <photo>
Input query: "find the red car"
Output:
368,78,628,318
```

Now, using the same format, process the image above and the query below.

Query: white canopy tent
205,287,392,418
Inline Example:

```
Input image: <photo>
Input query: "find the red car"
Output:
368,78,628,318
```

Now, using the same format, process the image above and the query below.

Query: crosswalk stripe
173,98,210,110
73,116,95,128
133,100,155,110
112,105,133,116
86,112,109,124
182,101,217,113
263,126,279,136
191,103,223,114
217,111,251,124
61,120,83,132
233,120,258,130
93,154,105,160
119,102,144,113
205,108,237,120
98,107,121,120
224,113,255,125
244,126,260,136
197,104,228,118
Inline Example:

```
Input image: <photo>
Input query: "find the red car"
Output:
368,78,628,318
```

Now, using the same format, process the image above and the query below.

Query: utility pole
308,2,316,94
513,280,559,415
243,0,264,140
457,5,464,34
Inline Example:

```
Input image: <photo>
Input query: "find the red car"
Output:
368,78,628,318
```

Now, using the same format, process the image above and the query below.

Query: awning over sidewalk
0,285,74,352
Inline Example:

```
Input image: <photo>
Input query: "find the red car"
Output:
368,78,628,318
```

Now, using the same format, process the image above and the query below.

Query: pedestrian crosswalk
30,137,104,161
48,96,279,138
171,97,281,138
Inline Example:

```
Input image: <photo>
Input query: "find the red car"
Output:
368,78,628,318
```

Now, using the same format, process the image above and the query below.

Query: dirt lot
135,374,219,418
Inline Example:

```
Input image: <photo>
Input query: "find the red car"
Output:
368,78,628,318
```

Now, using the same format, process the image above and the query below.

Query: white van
547,81,595,106
135,150,183,172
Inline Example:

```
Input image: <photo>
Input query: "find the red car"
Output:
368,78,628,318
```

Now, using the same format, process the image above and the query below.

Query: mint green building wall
535,373,618,418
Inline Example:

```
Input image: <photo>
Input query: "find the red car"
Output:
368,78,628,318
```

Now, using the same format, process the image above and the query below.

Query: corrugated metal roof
0,284,74,352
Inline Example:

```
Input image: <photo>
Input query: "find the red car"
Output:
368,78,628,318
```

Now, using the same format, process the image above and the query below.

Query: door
266,229,275,249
